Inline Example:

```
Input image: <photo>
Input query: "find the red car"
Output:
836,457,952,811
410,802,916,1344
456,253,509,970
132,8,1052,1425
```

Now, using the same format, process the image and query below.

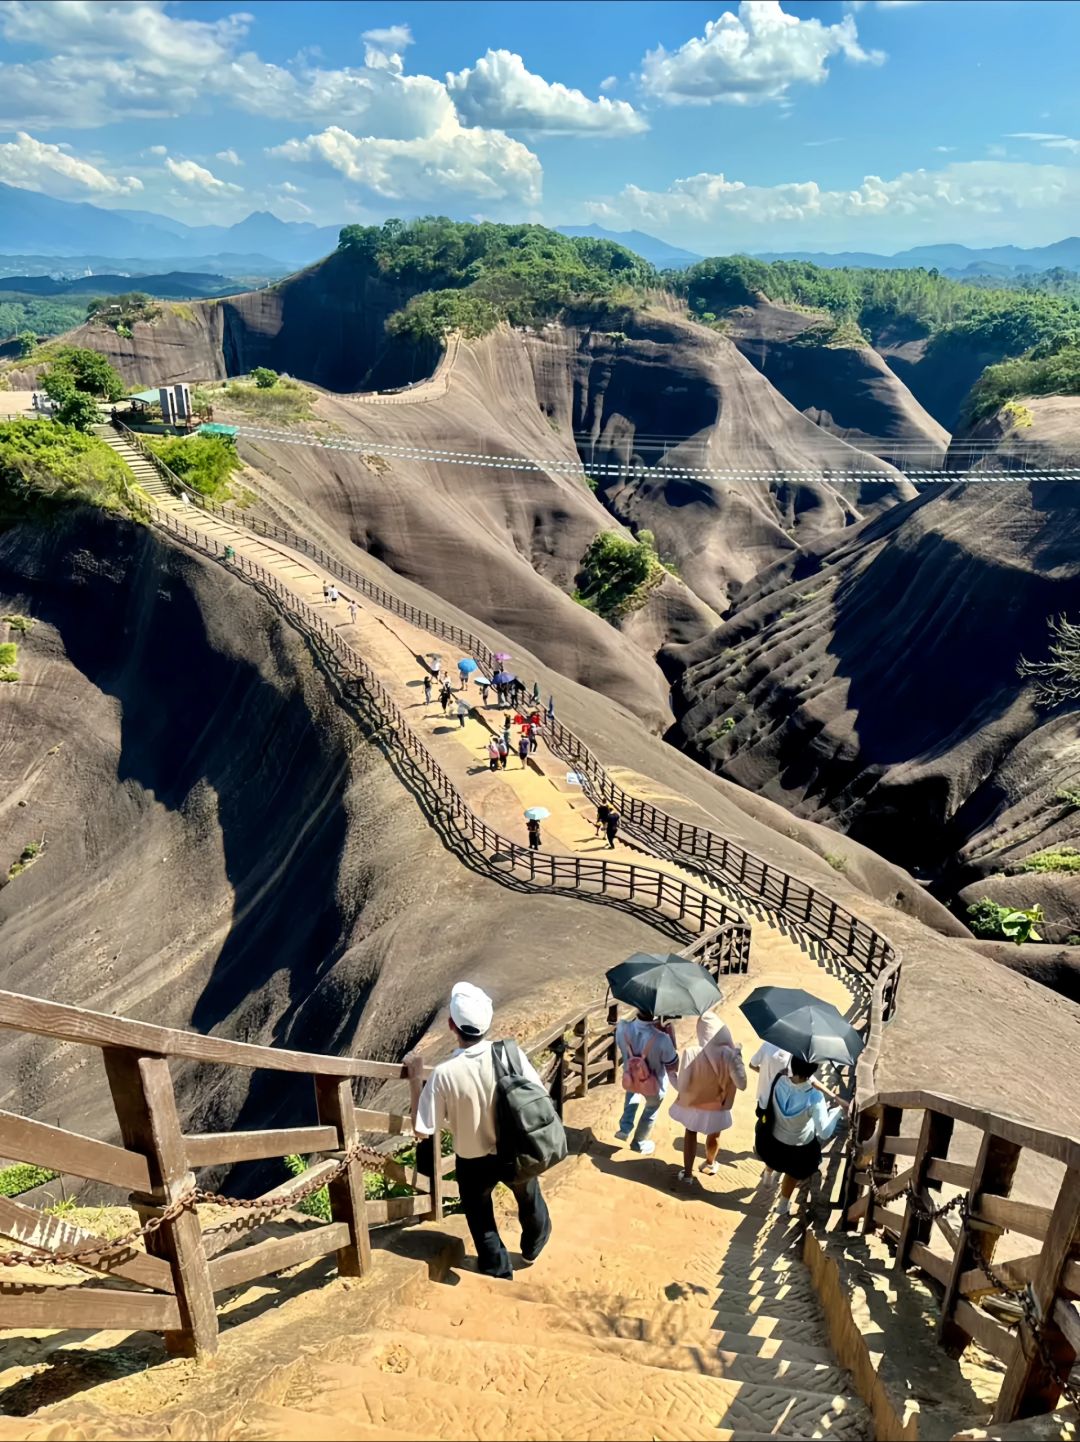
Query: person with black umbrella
741,985,859,1215
606,951,724,1156
759,1056,849,1216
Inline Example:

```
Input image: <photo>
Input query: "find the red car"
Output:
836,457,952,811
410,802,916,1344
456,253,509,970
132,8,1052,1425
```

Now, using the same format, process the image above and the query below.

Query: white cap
449,981,494,1038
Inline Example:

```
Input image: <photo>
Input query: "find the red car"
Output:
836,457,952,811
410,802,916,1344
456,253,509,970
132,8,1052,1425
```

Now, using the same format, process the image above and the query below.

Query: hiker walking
457,697,470,729
594,801,611,838
348,598,358,624
604,807,621,850
409,983,559,1279
440,681,454,715
224,544,235,563
327,584,339,607
502,716,512,748
614,1010,679,1155
669,1012,745,1185
527,817,542,849
487,737,501,772
322,580,330,602
423,675,433,706
749,1041,791,1189
517,732,531,768
497,734,509,770
477,677,491,706
756,1055,847,1217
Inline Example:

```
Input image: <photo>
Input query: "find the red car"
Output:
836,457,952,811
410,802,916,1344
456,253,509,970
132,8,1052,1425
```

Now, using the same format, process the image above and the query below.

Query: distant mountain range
556,224,702,269
752,238,1080,276
0,270,243,300
0,182,341,267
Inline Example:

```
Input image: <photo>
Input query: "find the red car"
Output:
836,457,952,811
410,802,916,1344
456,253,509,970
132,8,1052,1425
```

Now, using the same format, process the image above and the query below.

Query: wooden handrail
112,414,896,1002
853,1087,1080,1171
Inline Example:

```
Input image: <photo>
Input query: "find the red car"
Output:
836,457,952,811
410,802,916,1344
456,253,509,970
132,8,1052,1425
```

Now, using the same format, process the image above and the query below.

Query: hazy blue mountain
752,238,1080,274
556,224,702,268
0,183,341,265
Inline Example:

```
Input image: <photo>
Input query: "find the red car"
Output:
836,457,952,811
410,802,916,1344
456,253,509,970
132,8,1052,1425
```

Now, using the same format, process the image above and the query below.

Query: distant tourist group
408,978,850,1281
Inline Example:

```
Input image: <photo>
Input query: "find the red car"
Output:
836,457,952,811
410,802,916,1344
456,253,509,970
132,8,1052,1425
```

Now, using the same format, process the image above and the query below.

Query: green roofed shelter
127,389,160,406
197,423,238,439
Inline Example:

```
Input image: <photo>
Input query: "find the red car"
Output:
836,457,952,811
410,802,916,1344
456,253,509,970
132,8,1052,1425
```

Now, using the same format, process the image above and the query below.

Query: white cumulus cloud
1008,131,1080,155
586,159,1080,250
165,156,242,194
216,148,243,166
447,49,646,135
641,0,883,108
270,120,541,206
0,129,142,193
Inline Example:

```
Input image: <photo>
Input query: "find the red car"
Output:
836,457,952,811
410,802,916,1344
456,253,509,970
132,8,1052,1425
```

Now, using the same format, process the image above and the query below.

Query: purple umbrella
492,670,515,686
494,652,512,662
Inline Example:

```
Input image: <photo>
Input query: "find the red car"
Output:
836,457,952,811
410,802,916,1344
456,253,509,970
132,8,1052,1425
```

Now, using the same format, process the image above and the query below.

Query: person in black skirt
755,1054,848,1216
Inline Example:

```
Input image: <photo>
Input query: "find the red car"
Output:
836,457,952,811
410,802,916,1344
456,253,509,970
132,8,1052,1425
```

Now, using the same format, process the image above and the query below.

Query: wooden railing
114,418,894,990
846,1088,1080,1423
0,928,732,1357
123,484,751,957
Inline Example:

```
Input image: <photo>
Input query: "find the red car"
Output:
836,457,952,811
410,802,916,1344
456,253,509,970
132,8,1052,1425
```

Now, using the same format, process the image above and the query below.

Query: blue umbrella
492,670,515,686
457,657,478,673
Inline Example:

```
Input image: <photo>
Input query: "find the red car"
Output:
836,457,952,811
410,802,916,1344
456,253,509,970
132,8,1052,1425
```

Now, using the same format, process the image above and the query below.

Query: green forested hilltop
676,254,1080,419
337,217,656,340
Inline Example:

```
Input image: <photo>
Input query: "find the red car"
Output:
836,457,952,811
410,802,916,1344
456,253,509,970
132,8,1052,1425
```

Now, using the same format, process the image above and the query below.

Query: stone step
282,1351,869,1441
379,1301,851,1388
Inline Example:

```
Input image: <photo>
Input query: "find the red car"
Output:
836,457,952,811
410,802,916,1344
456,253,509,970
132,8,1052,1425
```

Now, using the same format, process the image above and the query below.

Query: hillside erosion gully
103,421,1080,1144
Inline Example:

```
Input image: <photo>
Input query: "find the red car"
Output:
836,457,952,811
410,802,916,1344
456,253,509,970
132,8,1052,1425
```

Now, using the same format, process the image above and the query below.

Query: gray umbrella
739,986,864,1066
605,952,723,1018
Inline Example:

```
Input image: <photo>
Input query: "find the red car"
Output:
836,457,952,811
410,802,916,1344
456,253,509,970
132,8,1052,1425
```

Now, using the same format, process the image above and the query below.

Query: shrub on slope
0,419,130,522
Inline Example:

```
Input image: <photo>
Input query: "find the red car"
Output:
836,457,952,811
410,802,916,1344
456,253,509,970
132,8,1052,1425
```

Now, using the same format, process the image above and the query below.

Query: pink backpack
622,1032,659,1096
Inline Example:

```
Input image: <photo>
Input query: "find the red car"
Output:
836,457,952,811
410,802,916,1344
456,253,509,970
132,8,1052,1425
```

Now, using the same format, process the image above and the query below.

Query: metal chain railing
0,1141,388,1272
859,1160,1080,1413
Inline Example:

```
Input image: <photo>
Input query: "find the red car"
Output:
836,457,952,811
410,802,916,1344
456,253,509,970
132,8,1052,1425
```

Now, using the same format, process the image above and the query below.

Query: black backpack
492,1040,567,1182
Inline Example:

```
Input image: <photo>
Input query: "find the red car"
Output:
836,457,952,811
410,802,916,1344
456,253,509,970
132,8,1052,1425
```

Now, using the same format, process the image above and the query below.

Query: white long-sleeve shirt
415,1039,543,1160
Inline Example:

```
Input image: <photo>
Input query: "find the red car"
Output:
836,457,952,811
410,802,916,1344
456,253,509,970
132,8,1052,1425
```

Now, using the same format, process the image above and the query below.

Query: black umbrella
739,986,864,1066
606,952,723,1019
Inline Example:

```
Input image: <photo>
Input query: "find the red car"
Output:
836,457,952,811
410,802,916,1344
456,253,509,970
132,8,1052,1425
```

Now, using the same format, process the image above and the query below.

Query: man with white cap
413,981,552,1279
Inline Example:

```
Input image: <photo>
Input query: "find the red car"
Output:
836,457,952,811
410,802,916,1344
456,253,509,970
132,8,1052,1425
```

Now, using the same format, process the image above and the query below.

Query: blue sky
1,0,1079,253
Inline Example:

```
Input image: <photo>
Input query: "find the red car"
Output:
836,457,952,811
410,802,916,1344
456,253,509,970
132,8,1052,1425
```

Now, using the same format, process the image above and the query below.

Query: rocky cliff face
727,301,950,469
670,479,1080,932
0,510,665,1151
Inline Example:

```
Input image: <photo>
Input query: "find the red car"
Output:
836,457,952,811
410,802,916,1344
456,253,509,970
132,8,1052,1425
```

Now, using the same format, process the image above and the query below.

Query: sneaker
776,1194,791,1216
759,1168,777,1189
614,1129,631,1142
631,1139,656,1155
700,1161,719,1176
676,1169,695,1186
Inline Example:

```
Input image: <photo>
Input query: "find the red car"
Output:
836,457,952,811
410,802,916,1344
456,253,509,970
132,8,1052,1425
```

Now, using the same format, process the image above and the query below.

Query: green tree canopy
251,366,278,389
44,346,125,400
339,217,656,343
0,419,129,521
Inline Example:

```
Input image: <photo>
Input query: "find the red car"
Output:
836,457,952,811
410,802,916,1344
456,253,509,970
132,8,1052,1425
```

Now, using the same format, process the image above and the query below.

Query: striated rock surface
671,478,1080,931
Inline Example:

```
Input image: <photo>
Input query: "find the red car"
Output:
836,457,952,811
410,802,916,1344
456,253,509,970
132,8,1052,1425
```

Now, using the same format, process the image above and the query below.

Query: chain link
0,1141,388,1272
859,1157,1080,1413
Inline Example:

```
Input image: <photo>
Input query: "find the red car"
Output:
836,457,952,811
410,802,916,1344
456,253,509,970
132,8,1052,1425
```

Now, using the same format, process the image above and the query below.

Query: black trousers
454,1153,550,1279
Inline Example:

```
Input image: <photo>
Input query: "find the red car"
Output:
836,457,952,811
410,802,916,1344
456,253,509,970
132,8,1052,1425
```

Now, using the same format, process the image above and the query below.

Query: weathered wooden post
314,1074,371,1278
103,1051,219,1358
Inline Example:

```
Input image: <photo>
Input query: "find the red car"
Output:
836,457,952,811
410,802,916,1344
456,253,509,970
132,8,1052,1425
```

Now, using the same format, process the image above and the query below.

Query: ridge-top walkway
98,424,862,1037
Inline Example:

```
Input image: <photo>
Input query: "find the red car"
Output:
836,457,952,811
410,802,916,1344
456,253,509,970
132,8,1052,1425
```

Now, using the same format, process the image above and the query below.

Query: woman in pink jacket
669,1012,747,1184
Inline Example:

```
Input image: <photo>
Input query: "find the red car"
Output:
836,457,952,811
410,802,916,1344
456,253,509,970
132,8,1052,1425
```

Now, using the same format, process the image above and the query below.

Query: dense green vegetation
575,529,666,620
965,332,1080,420
0,1162,57,1197
86,291,159,332
339,217,655,342
204,374,314,424
0,419,130,522
39,345,125,427
146,433,239,499
966,898,1044,943
679,254,1080,417
1017,847,1080,874
0,296,88,344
